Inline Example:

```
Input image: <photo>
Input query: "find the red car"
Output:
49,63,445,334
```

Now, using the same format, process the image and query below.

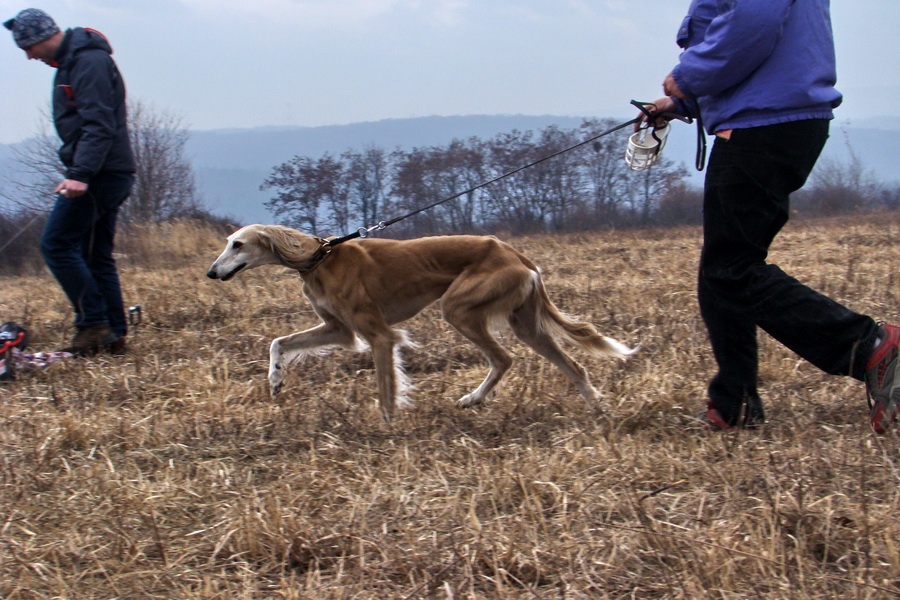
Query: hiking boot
699,398,765,431
60,324,118,356
865,323,900,434
700,407,735,431
108,336,127,356
699,408,765,430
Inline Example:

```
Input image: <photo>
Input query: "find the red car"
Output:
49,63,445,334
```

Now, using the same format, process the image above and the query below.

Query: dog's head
207,224,328,281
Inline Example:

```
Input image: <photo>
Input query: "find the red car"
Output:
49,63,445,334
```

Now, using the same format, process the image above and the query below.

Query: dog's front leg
268,323,355,397
268,337,290,397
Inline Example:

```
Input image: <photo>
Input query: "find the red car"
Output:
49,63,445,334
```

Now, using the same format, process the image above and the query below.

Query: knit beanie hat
4,8,60,49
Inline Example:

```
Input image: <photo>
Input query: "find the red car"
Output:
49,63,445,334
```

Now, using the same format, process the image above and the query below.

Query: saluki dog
207,224,636,421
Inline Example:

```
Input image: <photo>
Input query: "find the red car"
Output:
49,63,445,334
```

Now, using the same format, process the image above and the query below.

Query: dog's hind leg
508,298,600,402
269,322,356,397
441,307,513,408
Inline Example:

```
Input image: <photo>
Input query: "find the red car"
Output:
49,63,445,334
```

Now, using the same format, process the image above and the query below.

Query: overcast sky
1,1,897,144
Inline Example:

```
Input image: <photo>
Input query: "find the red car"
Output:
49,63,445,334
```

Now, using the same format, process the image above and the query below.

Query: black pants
699,119,878,425
40,172,134,338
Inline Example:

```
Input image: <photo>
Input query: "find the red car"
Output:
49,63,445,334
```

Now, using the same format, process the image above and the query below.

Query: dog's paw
268,365,284,397
269,373,283,396
456,392,486,409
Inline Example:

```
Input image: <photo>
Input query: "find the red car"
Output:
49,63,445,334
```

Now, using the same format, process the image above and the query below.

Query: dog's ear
253,228,273,251
254,227,290,267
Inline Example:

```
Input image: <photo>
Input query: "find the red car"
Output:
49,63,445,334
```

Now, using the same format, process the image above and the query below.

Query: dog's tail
531,271,637,359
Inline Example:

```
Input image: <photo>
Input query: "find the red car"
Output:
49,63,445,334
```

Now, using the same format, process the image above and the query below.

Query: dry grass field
0,214,898,599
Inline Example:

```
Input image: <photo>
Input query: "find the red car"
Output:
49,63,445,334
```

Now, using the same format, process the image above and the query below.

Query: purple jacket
671,0,842,134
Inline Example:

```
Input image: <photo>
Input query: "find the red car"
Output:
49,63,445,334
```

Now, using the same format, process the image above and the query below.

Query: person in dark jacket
641,0,898,433
5,8,135,355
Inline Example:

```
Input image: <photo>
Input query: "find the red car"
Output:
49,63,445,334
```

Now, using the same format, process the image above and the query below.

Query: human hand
662,72,687,99
55,179,88,198
635,97,678,130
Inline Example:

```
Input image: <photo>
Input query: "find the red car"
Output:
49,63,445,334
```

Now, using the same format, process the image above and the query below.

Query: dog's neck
292,238,333,274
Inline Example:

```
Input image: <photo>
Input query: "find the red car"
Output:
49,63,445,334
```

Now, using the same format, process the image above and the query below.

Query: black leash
326,100,705,248
0,212,43,255
326,114,642,247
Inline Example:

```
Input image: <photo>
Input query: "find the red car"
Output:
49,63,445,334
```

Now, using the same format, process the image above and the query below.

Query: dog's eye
231,240,243,249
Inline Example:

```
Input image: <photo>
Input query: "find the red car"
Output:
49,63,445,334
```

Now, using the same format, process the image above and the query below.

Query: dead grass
0,214,898,599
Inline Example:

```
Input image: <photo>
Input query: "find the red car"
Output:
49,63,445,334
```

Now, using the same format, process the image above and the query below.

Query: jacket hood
55,27,112,65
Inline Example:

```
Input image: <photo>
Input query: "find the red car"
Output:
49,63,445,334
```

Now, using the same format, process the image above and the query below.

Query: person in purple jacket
5,8,135,356
642,0,899,433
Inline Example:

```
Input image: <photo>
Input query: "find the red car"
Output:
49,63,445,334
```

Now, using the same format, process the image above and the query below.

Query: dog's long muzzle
207,261,246,281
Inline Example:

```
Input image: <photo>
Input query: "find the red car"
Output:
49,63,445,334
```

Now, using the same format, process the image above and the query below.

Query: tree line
2,107,898,276
261,118,697,238
260,120,900,239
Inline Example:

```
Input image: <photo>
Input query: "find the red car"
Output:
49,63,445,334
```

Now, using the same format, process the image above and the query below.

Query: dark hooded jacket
52,27,135,183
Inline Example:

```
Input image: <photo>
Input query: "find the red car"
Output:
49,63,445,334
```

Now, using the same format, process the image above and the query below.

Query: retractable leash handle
631,99,693,125
624,99,705,172
625,100,691,172
625,124,669,171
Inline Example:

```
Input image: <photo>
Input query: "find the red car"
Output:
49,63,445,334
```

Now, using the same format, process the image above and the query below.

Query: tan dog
207,224,636,421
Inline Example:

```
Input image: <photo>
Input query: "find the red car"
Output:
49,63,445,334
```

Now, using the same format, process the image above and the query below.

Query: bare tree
321,155,352,235
581,119,632,225
627,155,690,225
0,114,61,274
534,126,584,231
0,102,205,275
438,138,488,232
480,129,551,233
392,139,486,235
802,156,874,215
343,145,392,232
0,109,62,214
262,154,349,235
124,100,201,223
655,180,703,226
877,184,900,211
1,102,201,224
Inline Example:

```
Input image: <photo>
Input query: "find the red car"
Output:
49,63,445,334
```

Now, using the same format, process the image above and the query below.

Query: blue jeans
40,172,134,338
699,120,878,424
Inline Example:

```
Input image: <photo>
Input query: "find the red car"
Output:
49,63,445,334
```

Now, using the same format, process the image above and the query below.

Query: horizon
1,1,898,145
3,111,900,146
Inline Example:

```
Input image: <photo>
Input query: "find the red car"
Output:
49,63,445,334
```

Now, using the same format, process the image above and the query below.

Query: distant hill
2,114,898,226
188,115,588,224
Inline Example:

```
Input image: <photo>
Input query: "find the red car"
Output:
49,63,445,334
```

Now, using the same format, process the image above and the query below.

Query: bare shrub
0,208,46,275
